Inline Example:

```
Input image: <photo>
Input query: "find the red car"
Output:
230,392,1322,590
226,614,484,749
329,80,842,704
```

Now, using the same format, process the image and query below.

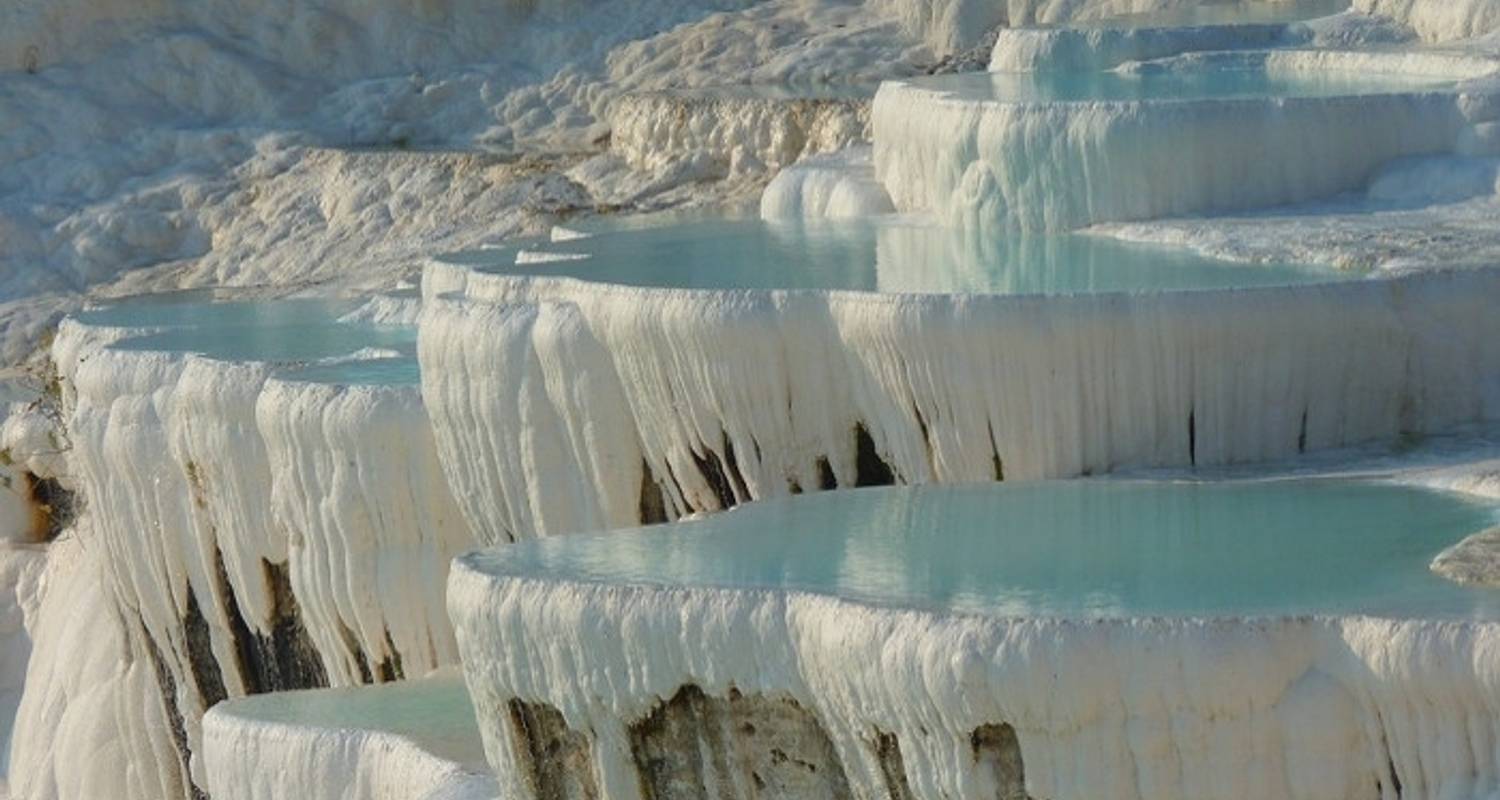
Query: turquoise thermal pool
83,298,416,364
277,356,420,386
445,215,1342,294
471,479,1500,620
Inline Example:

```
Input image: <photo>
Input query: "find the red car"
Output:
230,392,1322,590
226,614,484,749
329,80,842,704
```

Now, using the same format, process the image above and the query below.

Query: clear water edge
448,213,1345,295
474,479,1500,622
78,297,420,385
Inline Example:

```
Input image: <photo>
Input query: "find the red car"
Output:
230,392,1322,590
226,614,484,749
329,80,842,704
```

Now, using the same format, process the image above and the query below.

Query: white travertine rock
989,20,1292,72
608,91,872,177
6,317,474,799
760,147,895,220
1355,0,1500,41
876,50,1497,230
450,559,1500,800
1432,527,1500,586
421,263,1500,542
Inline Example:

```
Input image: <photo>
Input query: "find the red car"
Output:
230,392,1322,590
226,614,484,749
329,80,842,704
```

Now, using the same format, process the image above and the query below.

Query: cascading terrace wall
418,262,1500,543
873,51,1500,230
450,564,1500,800
23,321,472,798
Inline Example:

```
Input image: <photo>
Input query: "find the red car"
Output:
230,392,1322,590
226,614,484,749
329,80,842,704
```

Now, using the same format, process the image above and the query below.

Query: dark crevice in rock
1372,708,1402,798
216,546,263,692
507,698,600,800
258,560,329,691
815,457,837,491
720,433,751,504
912,404,933,462
870,729,915,800
182,586,229,709
377,630,405,682
22,472,74,542
853,424,895,487
137,620,204,800
219,554,328,695
629,684,853,800
338,620,375,684
691,443,740,511
639,460,669,525
986,420,1004,481
971,723,1028,800
1187,409,1197,468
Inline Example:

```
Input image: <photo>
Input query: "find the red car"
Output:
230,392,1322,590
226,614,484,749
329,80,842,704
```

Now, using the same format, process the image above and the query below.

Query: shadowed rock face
508,699,600,800
629,685,853,800
870,729,915,800
972,723,1028,800
20,471,74,543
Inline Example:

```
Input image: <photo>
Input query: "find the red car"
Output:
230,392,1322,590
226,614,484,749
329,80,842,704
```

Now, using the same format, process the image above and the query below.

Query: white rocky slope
1,0,1396,365
11,1,1500,799
0,0,926,365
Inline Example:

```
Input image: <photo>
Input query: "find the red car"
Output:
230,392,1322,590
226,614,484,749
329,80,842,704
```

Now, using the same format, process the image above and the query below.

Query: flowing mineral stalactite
256,376,470,685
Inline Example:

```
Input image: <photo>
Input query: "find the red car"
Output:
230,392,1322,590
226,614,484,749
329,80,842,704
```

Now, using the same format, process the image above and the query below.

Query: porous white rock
871,0,1315,55
0,542,44,786
550,225,592,243
759,147,895,220
608,90,872,177
514,250,592,266
7,536,183,800
1431,527,1500,586
1091,153,1500,272
337,293,424,328
1355,0,1500,42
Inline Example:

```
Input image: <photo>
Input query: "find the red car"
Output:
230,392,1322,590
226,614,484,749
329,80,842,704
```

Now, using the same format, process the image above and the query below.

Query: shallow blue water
477,480,1500,620
88,297,416,365
449,215,1343,294
278,355,421,386
76,296,361,330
